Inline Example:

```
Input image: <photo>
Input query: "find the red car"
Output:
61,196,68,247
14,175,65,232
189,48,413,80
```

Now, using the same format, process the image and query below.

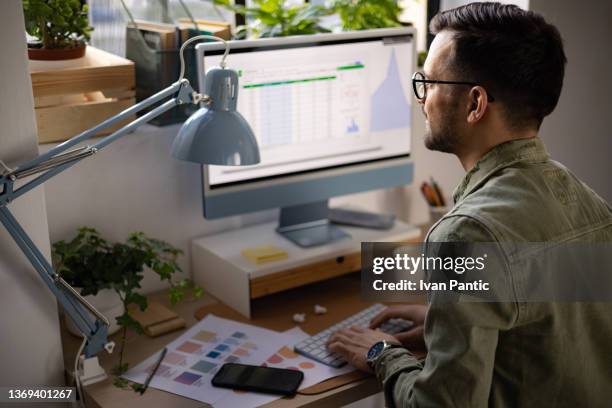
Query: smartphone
211,363,304,396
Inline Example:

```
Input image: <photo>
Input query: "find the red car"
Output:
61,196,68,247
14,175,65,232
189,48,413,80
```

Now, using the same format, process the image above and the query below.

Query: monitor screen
201,34,413,188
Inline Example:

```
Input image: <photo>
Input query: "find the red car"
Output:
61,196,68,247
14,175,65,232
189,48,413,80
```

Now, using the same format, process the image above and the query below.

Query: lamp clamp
174,78,211,107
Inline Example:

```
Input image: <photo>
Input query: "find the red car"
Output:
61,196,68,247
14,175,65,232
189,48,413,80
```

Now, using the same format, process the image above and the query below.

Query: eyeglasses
412,71,495,102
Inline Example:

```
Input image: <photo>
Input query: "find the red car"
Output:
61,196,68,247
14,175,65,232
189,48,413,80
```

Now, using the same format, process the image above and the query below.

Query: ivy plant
23,0,93,49
52,227,202,387
214,0,332,39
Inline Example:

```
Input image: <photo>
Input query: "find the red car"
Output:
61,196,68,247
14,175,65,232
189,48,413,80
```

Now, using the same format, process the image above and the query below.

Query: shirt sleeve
373,215,518,407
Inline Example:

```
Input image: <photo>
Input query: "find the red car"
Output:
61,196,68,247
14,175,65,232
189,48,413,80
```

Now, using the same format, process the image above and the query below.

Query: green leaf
111,362,130,376
168,287,184,306
192,286,204,299
130,383,145,393
116,313,144,335
23,0,93,48
332,0,402,31
214,0,332,39
113,377,129,389
126,292,148,311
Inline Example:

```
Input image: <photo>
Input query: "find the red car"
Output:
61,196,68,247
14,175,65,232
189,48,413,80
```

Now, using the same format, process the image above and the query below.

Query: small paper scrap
293,313,306,323
314,305,327,315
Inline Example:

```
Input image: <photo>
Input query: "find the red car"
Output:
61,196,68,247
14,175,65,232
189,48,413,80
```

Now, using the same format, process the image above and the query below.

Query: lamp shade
172,67,260,166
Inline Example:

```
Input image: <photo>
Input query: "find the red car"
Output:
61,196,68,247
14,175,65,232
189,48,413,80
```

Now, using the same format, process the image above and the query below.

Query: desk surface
62,260,425,407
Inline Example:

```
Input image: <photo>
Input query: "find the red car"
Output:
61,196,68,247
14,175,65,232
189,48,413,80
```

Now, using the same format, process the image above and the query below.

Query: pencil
430,178,446,207
421,182,434,206
140,347,167,395
421,182,441,207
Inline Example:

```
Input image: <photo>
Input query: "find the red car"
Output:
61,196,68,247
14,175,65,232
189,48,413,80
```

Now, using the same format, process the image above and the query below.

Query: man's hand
370,305,428,357
326,326,400,373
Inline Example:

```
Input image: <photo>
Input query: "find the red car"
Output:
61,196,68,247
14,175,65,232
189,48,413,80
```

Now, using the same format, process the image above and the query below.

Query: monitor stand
276,201,350,248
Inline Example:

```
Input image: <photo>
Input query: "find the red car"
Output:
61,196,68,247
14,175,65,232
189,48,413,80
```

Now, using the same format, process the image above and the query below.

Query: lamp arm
12,80,188,177
3,81,197,204
0,206,110,357
0,33,231,360
0,79,198,358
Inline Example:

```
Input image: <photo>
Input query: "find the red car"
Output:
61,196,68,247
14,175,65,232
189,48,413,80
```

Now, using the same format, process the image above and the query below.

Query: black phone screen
211,363,304,395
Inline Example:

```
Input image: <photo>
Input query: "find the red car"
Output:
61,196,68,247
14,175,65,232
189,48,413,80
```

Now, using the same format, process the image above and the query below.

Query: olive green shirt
374,138,612,407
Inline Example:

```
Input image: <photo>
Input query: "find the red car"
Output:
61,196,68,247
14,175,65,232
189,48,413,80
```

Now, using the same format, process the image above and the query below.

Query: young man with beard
327,3,612,407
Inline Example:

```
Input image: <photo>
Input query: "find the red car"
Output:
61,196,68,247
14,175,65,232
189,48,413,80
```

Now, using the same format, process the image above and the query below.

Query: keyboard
293,303,413,368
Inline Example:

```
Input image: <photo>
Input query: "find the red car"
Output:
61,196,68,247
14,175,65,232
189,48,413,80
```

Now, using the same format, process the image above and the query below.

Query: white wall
0,1,64,386
531,0,612,203
41,124,243,293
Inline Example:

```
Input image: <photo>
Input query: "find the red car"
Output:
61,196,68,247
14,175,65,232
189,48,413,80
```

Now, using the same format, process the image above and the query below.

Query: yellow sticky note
241,245,288,264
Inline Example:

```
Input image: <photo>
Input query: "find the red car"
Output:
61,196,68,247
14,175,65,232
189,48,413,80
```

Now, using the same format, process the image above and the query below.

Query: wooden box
29,46,135,144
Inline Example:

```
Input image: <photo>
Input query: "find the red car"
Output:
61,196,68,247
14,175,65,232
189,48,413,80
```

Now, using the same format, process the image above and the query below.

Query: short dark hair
430,2,567,129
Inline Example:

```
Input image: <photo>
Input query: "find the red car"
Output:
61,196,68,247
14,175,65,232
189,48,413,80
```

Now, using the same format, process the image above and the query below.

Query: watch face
367,341,385,361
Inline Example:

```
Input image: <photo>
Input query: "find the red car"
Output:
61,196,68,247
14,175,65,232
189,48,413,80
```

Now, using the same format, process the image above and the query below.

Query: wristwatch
367,340,402,369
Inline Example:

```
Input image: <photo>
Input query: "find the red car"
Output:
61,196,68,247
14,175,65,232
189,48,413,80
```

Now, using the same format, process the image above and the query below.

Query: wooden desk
61,273,424,407
61,224,424,407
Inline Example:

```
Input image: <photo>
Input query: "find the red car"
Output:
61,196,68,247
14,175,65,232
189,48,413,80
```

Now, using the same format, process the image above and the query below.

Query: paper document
124,316,355,408
123,314,288,406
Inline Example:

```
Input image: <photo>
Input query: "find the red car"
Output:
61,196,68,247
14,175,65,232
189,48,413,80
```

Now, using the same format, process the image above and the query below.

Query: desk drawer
250,252,361,299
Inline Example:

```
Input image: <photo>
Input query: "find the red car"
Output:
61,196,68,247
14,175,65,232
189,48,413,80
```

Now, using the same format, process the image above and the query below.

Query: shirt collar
453,137,549,204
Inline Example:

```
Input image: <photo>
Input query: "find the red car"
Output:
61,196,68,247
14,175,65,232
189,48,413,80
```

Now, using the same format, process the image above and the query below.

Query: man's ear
466,86,489,124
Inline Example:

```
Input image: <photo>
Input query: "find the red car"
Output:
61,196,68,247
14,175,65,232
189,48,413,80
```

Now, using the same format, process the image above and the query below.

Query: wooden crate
29,46,135,144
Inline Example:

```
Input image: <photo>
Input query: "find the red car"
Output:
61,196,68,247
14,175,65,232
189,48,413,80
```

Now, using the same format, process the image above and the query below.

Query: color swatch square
191,360,218,374
163,351,187,366
206,351,221,359
177,341,202,354
214,344,230,352
224,338,240,345
147,363,171,377
193,330,217,343
174,371,202,385
233,348,249,357
231,331,246,339
225,355,240,363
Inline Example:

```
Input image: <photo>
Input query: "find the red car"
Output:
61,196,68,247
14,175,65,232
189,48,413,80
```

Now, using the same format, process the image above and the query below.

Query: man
327,3,612,407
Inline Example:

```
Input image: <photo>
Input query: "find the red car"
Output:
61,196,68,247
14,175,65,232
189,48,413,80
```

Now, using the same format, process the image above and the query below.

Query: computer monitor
195,28,415,247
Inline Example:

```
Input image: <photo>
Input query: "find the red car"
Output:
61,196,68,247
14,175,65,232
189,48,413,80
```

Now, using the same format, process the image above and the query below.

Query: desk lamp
0,35,259,363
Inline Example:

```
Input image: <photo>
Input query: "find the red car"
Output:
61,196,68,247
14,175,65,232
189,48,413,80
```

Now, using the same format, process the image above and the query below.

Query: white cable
178,35,230,81
74,336,87,408
0,159,13,175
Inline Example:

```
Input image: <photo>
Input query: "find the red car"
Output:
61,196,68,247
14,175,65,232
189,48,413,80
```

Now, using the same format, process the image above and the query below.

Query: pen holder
427,205,451,232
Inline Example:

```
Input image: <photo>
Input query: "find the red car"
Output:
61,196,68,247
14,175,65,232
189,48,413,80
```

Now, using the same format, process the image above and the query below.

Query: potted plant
332,0,403,31
214,0,332,39
23,0,93,60
52,227,203,385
